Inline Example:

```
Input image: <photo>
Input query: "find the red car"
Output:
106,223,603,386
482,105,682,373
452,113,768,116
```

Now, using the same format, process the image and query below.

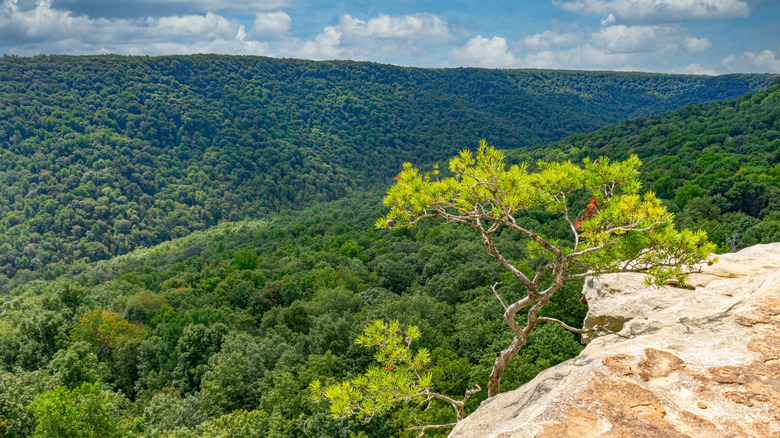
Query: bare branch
543,320,631,339
464,384,481,401
562,272,594,281
500,217,563,258
491,281,507,311
561,193,580,251
537,317,595,334
422,391,463,409
488,295,535,396
600,221,663,235
561,240,617,262
409,422,458,438
531,263,555,288
482,232,535,293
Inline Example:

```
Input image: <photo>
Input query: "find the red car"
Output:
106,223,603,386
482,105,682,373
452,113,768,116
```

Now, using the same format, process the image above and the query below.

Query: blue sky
1,0,778,74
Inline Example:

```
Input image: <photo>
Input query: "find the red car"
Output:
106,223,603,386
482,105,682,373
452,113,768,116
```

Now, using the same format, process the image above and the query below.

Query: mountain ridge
0,54,776,280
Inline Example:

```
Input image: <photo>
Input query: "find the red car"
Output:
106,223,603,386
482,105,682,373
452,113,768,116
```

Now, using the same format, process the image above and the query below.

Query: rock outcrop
450,243,780,437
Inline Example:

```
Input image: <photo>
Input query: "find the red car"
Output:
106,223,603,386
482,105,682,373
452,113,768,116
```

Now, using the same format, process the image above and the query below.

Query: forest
0,55,775,284
0,55,779,437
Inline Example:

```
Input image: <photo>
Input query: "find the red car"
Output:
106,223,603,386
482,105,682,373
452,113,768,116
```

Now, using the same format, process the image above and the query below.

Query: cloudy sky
1,0,779,74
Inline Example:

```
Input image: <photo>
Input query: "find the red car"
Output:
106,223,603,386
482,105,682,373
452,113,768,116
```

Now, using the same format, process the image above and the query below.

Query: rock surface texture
450,243,780,438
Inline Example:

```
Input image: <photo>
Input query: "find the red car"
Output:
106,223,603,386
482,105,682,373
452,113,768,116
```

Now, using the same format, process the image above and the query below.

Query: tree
28,382,136,438
69,309,148,359
0,369,57,438
46,341,107,390
311,320,480,435
374,141,714,399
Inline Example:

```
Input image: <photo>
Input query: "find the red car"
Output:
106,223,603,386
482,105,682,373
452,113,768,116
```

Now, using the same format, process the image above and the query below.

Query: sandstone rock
450,243,780,438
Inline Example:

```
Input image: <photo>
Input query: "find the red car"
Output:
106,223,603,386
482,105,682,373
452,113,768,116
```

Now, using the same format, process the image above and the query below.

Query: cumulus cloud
281,13,451,62
721,48,780,72
592,25,675,52
592,24,712,53
1,0,92,42
522,44,635,70
517,22,711,69
675,63,719,75
336,13,450,43
450,35,518,68
522,30,584,50
554,0,751,24
0,0,271,55
251,11,290,40
515,22,716,71
50,0,293,18
683,35,712,53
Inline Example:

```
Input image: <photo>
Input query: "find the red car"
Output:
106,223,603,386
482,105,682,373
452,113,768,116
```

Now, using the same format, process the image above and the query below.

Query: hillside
0,190,590,437
0,54,776,281
2,78,780,437
510,78,780,252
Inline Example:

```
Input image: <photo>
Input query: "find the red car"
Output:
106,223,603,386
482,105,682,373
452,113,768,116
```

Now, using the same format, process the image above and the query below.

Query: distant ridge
0,54,776,279
510,76,780,253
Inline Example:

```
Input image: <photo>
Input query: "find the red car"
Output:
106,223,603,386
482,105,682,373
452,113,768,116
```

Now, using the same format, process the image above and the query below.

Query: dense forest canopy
0,54,775,283
511,78,780,253
2,56,780,437
1,190,595,437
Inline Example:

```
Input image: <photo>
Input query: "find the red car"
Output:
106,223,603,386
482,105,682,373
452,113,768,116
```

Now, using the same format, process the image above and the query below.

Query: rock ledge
450,243,780,438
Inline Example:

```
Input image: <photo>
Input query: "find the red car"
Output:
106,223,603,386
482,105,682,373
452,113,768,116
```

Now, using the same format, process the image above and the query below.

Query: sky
1,0,779,74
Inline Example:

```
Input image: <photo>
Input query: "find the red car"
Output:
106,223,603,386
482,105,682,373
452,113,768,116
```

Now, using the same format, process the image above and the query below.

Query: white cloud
721,48,780,72
514,14,714,72
0,0,92,42
592,25,677,52
518,24,713,71
522,44,635,70
251,11,290,40
145,13,239,41
51,0,293,18
554,0,751,24
683,35,711,53
0,0,271,55
164,0,292,13
674,63,719,75
286,26,342,60
336,13,451,43
281,13,451,62
522,30,584,50
451,35,517,68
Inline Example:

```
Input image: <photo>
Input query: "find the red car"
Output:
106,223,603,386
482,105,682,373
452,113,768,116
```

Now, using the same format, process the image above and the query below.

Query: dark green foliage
509,79,780,252
233,251,260,271
0,54,774,286
46,341,106,389
0,57,778,437
0,194,594,437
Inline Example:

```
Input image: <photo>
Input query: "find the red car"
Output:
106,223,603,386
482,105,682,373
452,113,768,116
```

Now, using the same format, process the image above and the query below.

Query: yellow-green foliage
70,309,149,358
377,140,715,286
311,320,433,421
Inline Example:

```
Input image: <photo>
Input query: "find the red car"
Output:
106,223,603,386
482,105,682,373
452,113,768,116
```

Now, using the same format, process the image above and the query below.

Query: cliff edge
450,243,780,437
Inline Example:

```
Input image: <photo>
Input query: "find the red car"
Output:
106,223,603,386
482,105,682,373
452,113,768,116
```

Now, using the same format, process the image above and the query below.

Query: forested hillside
0,194,589,437
0,54,775,281
2,67,780,437
510,78,780,252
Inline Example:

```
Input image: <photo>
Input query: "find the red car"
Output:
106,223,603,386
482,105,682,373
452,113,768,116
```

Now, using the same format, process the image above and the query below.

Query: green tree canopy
375,141,714,399
29,382,135,438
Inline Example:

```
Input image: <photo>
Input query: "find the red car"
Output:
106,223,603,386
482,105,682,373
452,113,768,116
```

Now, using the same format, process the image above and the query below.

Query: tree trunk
487,336,524,397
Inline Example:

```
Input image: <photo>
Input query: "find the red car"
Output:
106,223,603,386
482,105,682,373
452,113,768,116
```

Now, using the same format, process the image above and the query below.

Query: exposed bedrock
451,243,780,437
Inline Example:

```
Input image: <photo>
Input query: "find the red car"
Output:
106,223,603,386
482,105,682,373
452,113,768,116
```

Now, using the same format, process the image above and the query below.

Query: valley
1,56,779,437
